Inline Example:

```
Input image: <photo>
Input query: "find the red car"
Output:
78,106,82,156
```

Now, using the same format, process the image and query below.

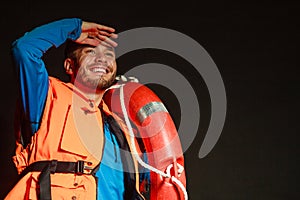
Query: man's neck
84,91,104,106
72,82,105,106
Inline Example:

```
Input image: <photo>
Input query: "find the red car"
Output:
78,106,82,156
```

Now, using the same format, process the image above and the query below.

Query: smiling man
5,16,189,200
5,18,149,200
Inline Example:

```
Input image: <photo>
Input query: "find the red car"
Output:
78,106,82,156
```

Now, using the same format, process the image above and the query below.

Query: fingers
81,34,118,47
95,34,118,47
89,23,118,47
98,30,118,39
95,24,118,39
96,24,116,33
81,38,101,46
96,25,118,44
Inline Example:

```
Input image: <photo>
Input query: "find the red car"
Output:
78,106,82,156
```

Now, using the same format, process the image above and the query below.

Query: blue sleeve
11,18,82,134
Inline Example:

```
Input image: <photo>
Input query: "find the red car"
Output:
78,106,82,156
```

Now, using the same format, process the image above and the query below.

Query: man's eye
105,52,114,57
86,50,96,55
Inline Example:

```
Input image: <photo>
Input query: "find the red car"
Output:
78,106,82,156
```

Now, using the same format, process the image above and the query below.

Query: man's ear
64,58,74,75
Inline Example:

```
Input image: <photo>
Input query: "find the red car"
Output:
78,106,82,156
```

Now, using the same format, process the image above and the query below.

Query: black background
0,0,299,199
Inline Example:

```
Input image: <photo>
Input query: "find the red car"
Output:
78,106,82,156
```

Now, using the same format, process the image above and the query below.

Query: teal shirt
96,120,125,199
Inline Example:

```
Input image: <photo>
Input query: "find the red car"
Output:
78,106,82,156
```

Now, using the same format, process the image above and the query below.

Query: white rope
171,176,189,200
166,163,184,178
118,84,188,200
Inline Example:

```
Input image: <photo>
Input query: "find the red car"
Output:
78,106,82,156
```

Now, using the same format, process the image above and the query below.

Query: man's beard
75,70,116,91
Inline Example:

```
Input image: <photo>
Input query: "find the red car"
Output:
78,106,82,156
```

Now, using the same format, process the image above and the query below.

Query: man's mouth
89,65,110,74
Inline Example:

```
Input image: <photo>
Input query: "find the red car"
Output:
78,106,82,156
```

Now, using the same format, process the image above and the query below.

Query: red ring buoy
104,81,187,200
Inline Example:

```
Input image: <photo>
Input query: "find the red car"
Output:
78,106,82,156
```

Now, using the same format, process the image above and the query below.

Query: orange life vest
5,77,144,200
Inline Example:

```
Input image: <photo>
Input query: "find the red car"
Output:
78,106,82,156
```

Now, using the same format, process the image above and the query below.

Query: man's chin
97,79,115,90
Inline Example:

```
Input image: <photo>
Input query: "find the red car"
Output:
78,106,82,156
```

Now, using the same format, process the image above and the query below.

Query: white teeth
91,68,106,73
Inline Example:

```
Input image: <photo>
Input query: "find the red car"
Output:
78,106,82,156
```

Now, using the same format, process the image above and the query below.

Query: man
5,18,187,200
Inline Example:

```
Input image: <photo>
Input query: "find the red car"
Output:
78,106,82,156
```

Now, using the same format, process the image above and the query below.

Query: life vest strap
20,160,94,200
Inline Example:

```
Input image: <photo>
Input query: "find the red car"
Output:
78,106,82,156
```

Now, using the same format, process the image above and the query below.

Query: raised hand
75,21,118,47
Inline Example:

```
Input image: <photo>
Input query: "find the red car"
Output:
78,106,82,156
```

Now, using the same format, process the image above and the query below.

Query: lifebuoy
103,81,187,200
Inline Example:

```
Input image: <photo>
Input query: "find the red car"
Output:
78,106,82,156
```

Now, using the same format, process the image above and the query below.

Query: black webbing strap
38,161,52,200
20,160,93,200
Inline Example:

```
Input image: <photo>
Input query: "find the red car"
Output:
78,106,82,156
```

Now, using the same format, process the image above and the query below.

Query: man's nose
95,54,107,63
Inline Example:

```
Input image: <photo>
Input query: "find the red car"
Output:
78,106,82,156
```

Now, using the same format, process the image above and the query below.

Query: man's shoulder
49,76,71,87
48,76,74,95
49,76,60,82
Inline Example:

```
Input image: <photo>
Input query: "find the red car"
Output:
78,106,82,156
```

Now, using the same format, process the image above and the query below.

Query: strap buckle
76,160,93,175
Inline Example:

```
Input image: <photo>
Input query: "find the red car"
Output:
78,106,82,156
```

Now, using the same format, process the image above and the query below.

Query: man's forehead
94,42,115,51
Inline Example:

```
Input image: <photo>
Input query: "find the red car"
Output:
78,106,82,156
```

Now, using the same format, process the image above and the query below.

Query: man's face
73,44,117,91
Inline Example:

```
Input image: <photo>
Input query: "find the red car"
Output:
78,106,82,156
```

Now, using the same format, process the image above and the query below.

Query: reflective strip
136,101,168,123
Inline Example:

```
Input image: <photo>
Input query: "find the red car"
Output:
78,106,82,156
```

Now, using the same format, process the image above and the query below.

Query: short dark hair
64,39,91,60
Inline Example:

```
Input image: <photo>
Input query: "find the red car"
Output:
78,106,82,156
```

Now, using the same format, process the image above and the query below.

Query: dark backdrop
0,1,299,199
